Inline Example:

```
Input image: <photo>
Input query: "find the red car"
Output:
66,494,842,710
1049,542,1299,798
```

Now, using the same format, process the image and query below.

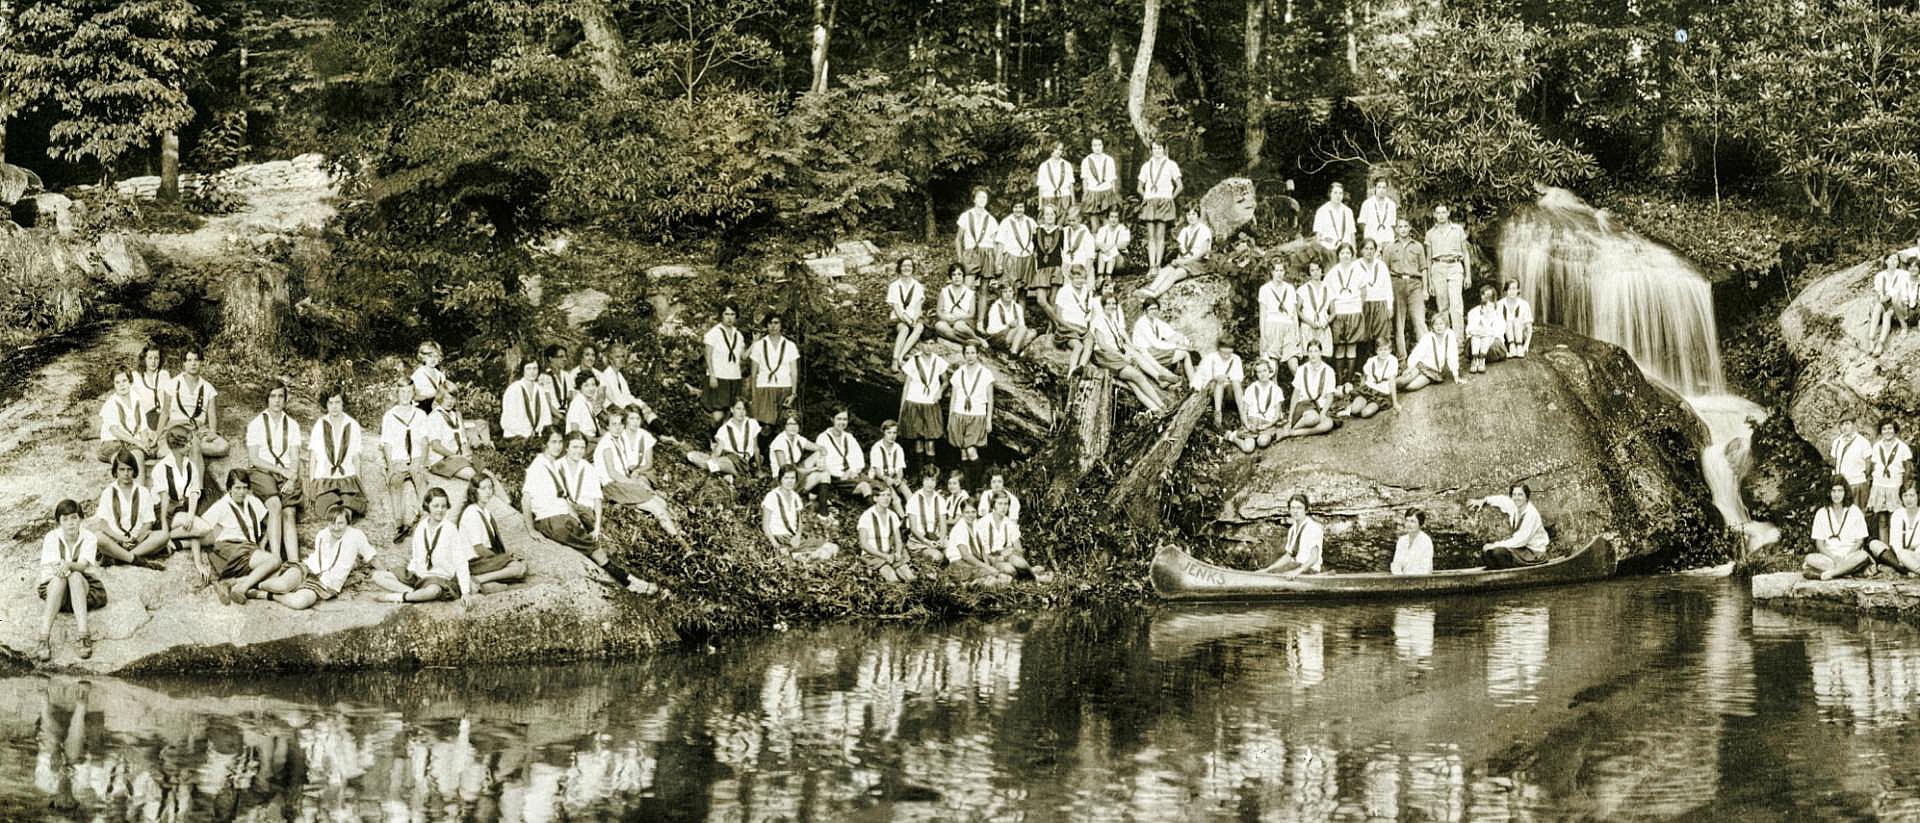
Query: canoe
1151,537,1618,603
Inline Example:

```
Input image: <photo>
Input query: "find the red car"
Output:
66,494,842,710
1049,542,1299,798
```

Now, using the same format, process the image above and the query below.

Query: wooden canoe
1151,537,1618,603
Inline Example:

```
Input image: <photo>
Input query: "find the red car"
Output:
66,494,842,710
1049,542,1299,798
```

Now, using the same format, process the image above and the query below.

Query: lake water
3,577,1919,821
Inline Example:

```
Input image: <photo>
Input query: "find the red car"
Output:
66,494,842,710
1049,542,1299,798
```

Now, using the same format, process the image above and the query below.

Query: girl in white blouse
1804,477,1874,579
1259,494,1324,576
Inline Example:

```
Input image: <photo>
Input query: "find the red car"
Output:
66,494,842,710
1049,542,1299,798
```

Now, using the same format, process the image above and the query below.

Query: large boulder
1211,328,1722,568
0,161,43,207
1778,260,1919,448
1199,177,1258,241
0,320,673,674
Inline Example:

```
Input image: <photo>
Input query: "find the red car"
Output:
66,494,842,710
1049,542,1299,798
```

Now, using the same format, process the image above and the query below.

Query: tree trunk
158,131,180,202
922,188,938,242
0,118,7,164
578,2,632,93
1343,0,1358,75
809,0,833,93
1015,0,1027,103
994,0,1008,87
1045,372,1115,505
1108,28,1125,78
1106,389,1208,531
1128,0,1161,147
1243,0,1267,171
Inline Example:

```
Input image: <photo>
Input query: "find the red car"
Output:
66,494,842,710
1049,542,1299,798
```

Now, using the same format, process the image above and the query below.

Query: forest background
0,0,1917,628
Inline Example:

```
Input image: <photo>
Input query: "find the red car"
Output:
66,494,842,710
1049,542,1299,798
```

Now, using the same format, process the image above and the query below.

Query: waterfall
1499,188,1769,545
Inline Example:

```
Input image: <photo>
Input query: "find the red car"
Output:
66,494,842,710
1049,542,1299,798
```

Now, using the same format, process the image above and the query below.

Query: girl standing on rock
245,381,304,562
1323,244,1368,388
702,306,747,425
1257,262,1302,374
1135,141,1183,272
1033,205,1066,297
897,339,949,463
946,344,997,468
35,499,105,661
1867,419,1913,541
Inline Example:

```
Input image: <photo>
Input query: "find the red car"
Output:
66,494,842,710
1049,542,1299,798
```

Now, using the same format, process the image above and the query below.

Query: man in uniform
1425,204,1471,339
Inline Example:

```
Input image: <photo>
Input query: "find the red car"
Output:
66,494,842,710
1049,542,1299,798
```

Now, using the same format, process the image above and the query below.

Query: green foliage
2,0,215,171
775,71,1015,241
1697,1,1920,223
1353,13,1598,210
1598,191,1797,283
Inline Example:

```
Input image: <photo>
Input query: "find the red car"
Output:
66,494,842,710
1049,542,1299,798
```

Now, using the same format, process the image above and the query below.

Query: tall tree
7,0,215,186
808,0,834,93
1126,0,1160,146
1242,0,1265,170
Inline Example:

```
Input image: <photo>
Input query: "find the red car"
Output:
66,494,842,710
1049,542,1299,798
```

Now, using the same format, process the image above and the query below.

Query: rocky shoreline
1750,572,1920,625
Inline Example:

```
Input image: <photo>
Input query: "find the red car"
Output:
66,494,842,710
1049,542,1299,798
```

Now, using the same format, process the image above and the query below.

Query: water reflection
7,580,1920,820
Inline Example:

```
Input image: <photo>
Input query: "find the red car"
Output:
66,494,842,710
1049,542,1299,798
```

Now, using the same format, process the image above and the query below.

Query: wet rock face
1211,329,1722,567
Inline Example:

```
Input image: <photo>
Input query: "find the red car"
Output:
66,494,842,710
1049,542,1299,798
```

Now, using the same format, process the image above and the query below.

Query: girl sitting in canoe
1470,484,1549,569
1391,509,1433,575
1259,494,1324,576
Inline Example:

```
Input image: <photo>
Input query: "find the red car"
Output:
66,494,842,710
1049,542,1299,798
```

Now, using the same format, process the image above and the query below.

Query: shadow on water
3,578,1920,820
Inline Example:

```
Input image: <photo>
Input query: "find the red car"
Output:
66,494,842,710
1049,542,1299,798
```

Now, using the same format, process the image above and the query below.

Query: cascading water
1500,188,1775,550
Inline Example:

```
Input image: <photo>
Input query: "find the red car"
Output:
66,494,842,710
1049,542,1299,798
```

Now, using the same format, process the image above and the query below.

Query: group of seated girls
33,455,527,662
1201,268,1533,456
757,462,1037,588
1803,479,1920,581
